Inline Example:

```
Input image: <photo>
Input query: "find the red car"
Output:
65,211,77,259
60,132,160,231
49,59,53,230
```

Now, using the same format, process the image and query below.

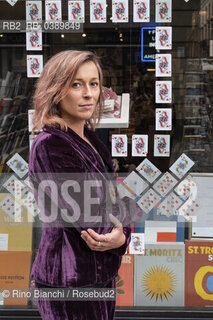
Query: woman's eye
91,82,99,87
72,82,81,88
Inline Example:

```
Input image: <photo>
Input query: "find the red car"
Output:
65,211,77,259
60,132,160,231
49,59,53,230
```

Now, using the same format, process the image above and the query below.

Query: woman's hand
80,214,126,251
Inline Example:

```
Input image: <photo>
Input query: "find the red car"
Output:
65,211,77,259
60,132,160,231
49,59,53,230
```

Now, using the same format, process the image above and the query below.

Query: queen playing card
132,135,148,157
45,0,62,21
111,135,127,157
153,172,178,197
156,81,172,104
156,54,172,77
170,153,195,179
156,108,172,131
68,1,85,22
26,31,42,51
156,0,172,23
112,0,128,23
6,153,28,179
156,27,172,50
27,55,43,78
154,135,170,157
129,233,145,254
90,0,106,23
26,1,42,21
133,0,150,23
136,158,161,183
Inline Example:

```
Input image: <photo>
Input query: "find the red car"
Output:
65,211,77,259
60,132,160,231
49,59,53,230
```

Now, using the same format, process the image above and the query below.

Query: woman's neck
66,121,85,139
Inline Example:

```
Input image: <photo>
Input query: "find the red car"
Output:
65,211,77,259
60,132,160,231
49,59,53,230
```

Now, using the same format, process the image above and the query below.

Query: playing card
29,134,38,150
137,189,161,214
117,183,135,200
156,81,172,104
132,135,148,157
133,0,150,22
178,198,200,222
6,0,18,6
155,108,172,131
169,153,195,179
3,175,28,200
68,1,85,22
153,172,178,197
27,55,43,78
156,27,172,50
23,177,33,190
155,54,172,77
123,171,148,196
174,175,196,201
154,135,170,157
21,192,40,217
26,31,42,51
28,109,35,132
112,0,128,23
90,0,106,23
111,135,127,157
136,158,161,183
0,195,22,220
45,0,62,21
129,233,145,254
157,192,183,217
6,153,28,179
26,1,42,21
156,0,172,23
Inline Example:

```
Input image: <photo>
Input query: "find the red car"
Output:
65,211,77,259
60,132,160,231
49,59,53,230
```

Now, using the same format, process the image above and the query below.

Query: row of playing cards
112,135,171,157
26,1,62,21
24,0,172,23
112,135,148,157
135,154,194,183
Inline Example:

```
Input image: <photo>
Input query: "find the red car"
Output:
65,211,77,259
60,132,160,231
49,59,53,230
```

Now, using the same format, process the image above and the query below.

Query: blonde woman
29,50,141,320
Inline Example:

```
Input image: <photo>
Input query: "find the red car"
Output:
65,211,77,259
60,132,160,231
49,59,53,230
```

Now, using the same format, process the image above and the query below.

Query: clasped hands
81,214,126,251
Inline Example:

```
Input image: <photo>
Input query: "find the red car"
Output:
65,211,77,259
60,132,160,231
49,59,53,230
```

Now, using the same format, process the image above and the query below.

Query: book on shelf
134,243,185,307
185,240,213,307
116,254,134,306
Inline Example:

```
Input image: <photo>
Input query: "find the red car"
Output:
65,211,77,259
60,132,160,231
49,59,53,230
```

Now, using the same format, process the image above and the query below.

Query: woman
29,50,138,320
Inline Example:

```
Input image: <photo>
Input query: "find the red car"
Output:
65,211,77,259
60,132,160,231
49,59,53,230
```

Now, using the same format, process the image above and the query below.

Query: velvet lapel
43,126,114,175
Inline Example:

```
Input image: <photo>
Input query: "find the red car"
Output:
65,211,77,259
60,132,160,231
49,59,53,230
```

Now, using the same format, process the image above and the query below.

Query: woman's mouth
78,104,93,109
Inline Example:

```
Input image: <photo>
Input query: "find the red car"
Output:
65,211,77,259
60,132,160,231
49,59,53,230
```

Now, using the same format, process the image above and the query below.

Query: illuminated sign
141,27,156,62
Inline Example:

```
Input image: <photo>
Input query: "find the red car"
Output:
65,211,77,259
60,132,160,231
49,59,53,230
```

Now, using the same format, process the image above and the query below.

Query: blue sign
141,27,156,62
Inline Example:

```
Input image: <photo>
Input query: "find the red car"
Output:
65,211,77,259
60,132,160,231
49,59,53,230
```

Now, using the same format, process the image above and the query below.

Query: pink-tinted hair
32,50,104,132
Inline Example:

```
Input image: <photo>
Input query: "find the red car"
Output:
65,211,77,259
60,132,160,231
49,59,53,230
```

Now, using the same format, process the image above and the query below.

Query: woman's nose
83,84,92,97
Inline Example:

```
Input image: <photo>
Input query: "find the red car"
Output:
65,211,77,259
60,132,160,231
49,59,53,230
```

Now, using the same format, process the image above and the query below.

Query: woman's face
59,61,100,125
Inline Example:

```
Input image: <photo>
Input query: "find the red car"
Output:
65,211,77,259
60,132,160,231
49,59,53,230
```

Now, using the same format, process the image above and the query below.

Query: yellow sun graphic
141,265,177,301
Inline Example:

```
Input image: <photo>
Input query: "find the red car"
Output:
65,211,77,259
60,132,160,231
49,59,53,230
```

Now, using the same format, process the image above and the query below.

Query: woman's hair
32,50,104,132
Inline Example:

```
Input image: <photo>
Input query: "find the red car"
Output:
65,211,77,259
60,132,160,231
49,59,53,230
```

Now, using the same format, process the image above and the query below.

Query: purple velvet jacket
29,125,133,288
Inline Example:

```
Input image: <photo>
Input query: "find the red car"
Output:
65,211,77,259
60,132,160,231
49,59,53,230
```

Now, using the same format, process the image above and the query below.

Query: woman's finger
109,214,122,228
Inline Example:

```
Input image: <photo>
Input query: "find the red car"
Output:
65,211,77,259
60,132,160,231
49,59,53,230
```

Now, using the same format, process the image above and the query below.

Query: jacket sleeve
29,134,90,231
